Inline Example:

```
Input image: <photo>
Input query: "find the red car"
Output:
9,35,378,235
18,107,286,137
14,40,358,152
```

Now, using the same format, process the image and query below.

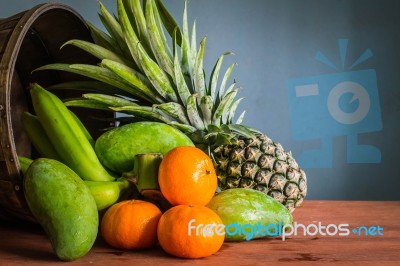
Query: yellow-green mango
95,121,194,174
207,188,293,241
23,158,98,261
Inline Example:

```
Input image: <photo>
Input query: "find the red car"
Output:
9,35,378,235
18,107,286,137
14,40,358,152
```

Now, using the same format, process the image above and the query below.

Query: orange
100,200,162,250
157,205,225,259
158,146,217,206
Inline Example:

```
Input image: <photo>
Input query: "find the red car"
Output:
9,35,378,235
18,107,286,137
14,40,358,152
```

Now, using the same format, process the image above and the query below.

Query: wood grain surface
0,200,399,265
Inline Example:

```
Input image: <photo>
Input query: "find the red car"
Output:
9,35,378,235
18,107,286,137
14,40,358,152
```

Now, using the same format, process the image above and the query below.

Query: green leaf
155,0,182,45
207,124,222,133
209,52,233,100
173,37,191,106
118,0,143,72
99,1,131,58
219,63,236,100
123,0,155,59
63,98,111,111
167,121,197,134
83,93,139,107
223,83,236,99
62,39,136,69
35,63,152,102
213,133,235,146
200,95,213,126
110,105,172,123
186,94,205,130
152,0,173,54
101,59,163,103
46,81,129,96
145,0,174,76
137,42,178,102
227,97,244,124
221,86,237,124
228,124,255,139
86,21,120,54
125,0,147,40
236,110,246,124
119,0,177,102
190,20,197,70
212,89,238,126
193,37,207,104
220,124,231,134
181,0,192,76
154,102,190,124
245,125,263,135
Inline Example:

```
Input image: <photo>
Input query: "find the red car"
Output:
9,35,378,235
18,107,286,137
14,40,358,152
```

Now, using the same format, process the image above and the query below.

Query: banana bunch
20,83,132,211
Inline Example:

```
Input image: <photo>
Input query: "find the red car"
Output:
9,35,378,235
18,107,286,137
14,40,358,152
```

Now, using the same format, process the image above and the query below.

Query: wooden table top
1,200,399,265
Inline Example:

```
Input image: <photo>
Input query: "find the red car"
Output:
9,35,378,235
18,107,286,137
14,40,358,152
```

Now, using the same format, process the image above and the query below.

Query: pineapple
38,0,307,211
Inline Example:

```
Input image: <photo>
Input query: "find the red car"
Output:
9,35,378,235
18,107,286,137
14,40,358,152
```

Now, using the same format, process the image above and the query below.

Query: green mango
23,158,98,261
95,121,194,174
207,188,293,242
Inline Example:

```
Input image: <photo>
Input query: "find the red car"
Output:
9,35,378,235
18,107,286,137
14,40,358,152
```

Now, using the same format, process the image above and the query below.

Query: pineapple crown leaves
36,0,258,145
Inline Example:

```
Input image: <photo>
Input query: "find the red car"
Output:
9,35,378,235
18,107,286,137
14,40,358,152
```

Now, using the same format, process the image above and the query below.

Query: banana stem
122,153,171,211
123,153,162,192
117,176,131,190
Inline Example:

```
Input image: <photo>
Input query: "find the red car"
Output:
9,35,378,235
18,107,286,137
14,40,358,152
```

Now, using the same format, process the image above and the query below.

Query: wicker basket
0,3,113,222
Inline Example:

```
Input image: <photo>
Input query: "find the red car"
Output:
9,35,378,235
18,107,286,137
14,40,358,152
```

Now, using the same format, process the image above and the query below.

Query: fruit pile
20,84,293,261
18,0,306,261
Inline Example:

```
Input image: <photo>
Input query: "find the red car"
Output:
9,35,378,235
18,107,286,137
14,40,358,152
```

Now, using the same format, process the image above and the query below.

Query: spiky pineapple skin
212,133,307,212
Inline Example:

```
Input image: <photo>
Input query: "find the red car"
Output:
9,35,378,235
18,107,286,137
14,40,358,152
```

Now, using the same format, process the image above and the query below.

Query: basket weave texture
0,3,112,222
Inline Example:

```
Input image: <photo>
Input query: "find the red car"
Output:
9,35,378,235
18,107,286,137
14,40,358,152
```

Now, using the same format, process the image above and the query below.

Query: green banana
22,110,94,159
84,178,131,211
68,111,95,148
29,83,115,182
21,112,62,161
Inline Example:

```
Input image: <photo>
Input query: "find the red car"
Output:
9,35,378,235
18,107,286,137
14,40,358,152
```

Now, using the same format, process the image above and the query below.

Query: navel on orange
158,146,217,206
100,200,162,250
157,205,225,259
